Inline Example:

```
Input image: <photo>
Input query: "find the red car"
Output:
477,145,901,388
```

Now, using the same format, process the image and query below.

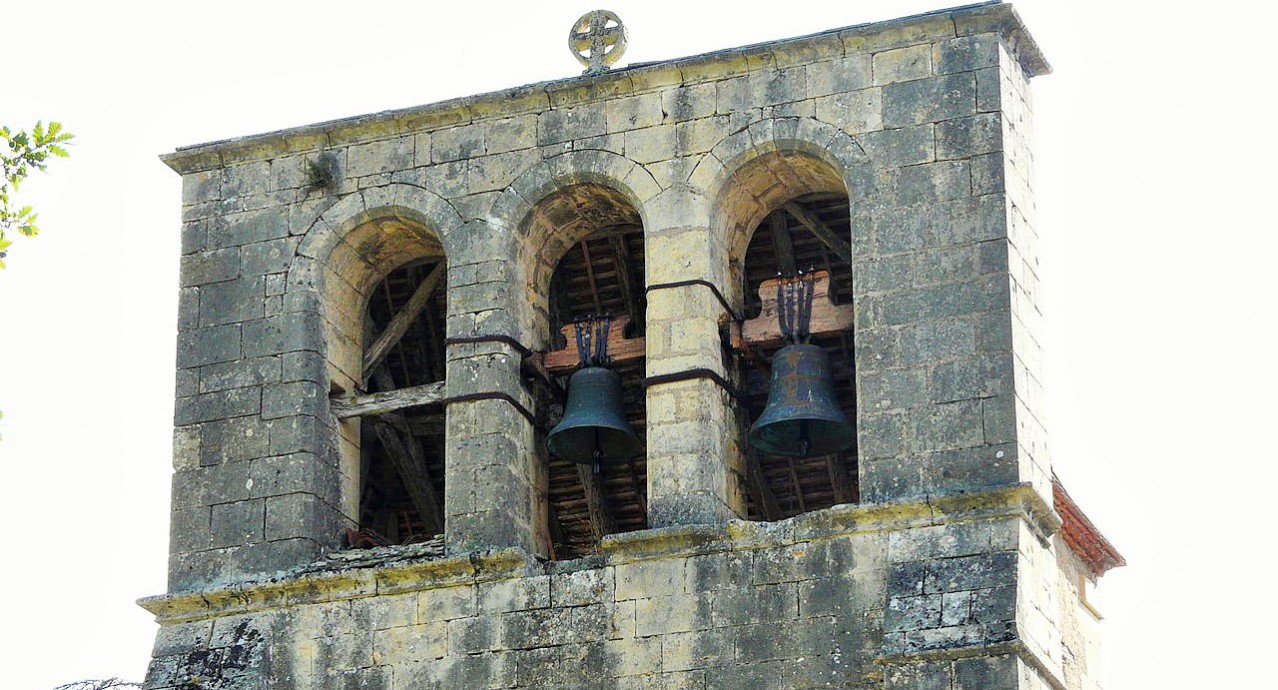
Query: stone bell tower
142,3,1122,688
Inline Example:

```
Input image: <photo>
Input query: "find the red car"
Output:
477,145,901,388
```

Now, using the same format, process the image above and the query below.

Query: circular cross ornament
569,10,628,74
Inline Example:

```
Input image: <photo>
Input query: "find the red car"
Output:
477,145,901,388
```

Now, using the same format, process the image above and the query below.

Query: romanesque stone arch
490,150,660,349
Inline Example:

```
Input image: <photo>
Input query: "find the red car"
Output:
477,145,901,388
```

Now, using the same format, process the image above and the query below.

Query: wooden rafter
371,416,443,534
786,457,806,513
576,464,616,543
580,241,604,314
745,448,782,521
369,366,444,534
609,234,645,332
769,211,798,276
826,455,855,504
781,201,852,264
363,262,445,380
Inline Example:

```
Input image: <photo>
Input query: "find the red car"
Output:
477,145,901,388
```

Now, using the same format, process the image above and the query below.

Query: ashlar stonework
143,4,1121,689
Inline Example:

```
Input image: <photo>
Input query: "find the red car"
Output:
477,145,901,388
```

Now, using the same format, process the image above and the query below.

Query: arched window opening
352,256,448,547
738,191,859,520
528,183,647,559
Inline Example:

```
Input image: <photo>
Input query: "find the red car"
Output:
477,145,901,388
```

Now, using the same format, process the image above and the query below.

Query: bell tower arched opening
721,151,860,520
523,182,648,559
354,256,448,546
318,212,450,548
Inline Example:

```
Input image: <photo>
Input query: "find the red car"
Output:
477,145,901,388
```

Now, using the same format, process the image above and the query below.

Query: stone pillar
642,187,746,527
442,224,544,555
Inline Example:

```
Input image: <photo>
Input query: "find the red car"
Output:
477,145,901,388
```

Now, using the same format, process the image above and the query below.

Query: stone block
885,594,942,632
433,124,486,163
199,275,265,327
181,169,221,206
420,585,477,623
710,583,798,626
221,161,269,199
181,220,208,255
485,114,537,155
662,82,718,122
606,92,665,132
861,367,929,412
267,414,328,456
261,380,326,420
538,104,606,146
479,576,551,614
551,567,611,607
180,248,239,287
814,88,883,135
661,627,733,672
175,386,260,425
347,137,413,177
931,354,1010,403
884,661,952,690
908,399,984,452
616,558,686,601
242,310,323,358
893,160,970,205
264,492,332,541
209,207,290,249
200,356,281,393
883,73,976,127
953,654,1020,690
934,34,1001,75
807,55,872,97
859,124,934,167
199,416,270,466
899,318,976,361
635,593,709,637
873,44,933,85
624,125,677,165
210,498,265,548
240,237,299,276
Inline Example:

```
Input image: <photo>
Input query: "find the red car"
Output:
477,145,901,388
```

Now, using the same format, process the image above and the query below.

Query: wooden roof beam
769,211,798,276
331,381,445,419
363,262,445,381
576,464,616,544
781,201,851,265
609,234,645,333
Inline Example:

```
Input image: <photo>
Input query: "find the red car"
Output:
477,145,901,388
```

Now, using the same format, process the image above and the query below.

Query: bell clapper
593,428,603,475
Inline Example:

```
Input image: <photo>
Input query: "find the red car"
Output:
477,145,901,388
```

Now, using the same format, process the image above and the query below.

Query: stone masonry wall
149,4,1088,690
143,486,1056,690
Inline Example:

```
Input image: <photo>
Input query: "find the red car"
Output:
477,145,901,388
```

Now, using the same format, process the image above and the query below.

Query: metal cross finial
569,10,628,74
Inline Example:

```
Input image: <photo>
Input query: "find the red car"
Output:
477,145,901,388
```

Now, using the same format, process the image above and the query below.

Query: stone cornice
160,2,1048,175
137,482,1057,625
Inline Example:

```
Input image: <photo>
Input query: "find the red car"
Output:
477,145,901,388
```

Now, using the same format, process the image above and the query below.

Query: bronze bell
749,343,855,457
547,366,643,464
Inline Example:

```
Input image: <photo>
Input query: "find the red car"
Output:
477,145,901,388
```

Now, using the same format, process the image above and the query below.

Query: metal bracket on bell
573,314,613,368
777,270,816,345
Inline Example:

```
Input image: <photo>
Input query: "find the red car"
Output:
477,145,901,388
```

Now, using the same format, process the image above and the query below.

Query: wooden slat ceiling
358,191,857,556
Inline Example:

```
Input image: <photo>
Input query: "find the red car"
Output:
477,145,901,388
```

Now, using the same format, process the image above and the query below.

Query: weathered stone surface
148,5,1093,690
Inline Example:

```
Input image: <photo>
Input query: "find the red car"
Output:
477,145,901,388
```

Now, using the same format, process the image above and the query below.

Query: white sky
2,1,1275,687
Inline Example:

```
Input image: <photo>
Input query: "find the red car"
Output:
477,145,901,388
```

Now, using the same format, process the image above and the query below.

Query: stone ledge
601,481,1057,564
159,2,1047,175
877,639,1067,690
138,482,1055,625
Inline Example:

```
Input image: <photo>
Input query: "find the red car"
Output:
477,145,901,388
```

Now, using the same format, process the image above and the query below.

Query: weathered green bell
749,344,855,457
547,366,643,464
